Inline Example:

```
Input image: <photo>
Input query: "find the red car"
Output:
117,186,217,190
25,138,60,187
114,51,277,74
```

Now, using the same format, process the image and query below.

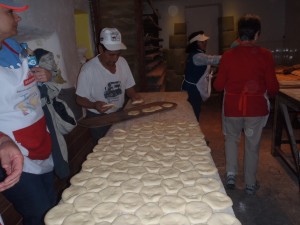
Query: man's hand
94,101,114,113
0,138,24,192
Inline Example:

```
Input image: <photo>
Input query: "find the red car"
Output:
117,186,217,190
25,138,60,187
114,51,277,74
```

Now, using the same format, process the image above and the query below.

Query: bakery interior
1,0,300,224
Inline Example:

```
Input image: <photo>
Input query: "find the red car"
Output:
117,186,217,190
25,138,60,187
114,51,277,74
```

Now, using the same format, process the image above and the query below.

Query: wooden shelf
146,62,167,77
145,60,162,71
142,0,166,92
145,0,160,17
143,15,162,30
144,35,163,43
145,51,161,61
145,45,161,53
146,74,166,92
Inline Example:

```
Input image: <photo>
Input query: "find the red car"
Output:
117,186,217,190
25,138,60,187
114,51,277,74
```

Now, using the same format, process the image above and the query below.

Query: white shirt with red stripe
0,39,53,174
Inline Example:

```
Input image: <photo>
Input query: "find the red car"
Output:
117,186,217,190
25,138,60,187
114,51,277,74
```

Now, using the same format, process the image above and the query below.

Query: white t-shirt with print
76,55,136,114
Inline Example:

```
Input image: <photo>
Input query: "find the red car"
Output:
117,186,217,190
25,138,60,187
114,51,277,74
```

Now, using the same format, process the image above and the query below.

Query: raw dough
188,154,211,165
61,186,87,204
135,202,164,224
195,163,218,175
73,192,101,212
81,159,101,172
185,201,213,224
142,105,162,113
99,186,123,202
118,192,145,213
127,110,140,116
141,173,163,186
173,160,194,172
179,170,201,186
112,214,143,225
107,172,130,186
44,203,75,225
92,165,111,178
161,178,184,194
160,213,190,225
162,103,174,108
120,178,144,193
102,103,115,108
70,171,92,186
132,99,144,105
127,166,148,179
207,212,242,225
62,212,95,225
140,185,166,202
91,202,119,223
177,186,204,202
195,177,221,192
158,196,186,214
202,191,233,210
158,167,180,178
83,177,108,192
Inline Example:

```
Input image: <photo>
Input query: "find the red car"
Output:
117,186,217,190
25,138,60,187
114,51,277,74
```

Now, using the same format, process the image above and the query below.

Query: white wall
14,0,83,88
152,0,286,51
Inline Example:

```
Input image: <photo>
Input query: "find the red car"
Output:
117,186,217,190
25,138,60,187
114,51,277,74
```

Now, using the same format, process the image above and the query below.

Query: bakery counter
45,92,239,225
276,73,300,88
271,89,300,188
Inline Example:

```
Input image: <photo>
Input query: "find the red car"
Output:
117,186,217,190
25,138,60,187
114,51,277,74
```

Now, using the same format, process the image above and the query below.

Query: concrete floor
199,94,300,225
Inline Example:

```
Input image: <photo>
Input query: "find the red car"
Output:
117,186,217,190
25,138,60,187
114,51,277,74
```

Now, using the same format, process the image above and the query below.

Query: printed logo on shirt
24,73,35,86
14,78,40,116
104,81,122,101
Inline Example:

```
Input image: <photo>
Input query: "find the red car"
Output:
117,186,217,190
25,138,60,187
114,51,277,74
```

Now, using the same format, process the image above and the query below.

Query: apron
184,65,213,101
222,90,270,135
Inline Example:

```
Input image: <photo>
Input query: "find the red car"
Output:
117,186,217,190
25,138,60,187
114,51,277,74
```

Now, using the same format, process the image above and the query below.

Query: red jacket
213,45,279,117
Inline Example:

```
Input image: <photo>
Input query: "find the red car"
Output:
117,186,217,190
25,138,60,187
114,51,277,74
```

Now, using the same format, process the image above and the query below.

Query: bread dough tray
78,101,177,128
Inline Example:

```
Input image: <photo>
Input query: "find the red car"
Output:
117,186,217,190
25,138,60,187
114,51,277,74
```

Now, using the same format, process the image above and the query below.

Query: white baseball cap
189,34,210,43
100,28,127,51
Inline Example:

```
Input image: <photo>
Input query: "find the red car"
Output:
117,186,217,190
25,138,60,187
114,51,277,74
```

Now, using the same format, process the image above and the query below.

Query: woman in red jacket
213,14,279,195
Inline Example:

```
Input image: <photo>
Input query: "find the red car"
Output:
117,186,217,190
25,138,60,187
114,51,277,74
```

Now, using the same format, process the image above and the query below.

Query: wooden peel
78,101,177,128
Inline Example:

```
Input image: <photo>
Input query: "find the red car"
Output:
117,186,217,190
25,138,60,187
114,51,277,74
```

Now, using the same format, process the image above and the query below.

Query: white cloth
195,66,213,102
76,55,136,114
0,214,4,225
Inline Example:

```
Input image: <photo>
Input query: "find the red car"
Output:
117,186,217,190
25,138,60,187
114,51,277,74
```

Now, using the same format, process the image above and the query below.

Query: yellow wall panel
74,10,94,59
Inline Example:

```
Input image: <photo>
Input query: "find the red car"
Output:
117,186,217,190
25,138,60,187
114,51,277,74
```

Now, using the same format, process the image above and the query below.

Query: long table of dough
45,92,239,225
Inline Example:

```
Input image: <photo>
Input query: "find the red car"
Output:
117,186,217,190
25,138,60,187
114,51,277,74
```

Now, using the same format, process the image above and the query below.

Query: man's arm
0,133,24,192
125,87,143,102
76,95,112,113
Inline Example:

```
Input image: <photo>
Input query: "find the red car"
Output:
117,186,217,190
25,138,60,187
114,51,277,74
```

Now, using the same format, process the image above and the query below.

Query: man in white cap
76,27,142,143
0,1,57,224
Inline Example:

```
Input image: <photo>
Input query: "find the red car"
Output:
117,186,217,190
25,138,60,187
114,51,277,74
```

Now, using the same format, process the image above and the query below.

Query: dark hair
97,43,108,55
238,14,261,41
186,30,204,53
33,48,50,62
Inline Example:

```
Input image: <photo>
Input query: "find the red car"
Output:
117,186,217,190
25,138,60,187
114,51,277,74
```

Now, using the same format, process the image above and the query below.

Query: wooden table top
280,88,300,100
277,73,300,88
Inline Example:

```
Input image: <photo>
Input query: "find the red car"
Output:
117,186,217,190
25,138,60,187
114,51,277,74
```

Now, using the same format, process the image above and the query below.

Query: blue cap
0,0,28,12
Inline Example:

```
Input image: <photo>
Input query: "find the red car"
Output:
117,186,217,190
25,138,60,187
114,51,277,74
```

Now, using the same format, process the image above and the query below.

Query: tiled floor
199,93,300,225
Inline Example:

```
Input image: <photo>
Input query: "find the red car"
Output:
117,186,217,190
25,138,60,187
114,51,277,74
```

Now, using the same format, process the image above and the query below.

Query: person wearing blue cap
0,1,57,224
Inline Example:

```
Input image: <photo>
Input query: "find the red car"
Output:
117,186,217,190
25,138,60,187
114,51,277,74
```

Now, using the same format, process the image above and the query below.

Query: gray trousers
223,115,268,185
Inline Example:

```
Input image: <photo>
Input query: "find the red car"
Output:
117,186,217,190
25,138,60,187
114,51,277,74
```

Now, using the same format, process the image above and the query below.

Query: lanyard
2,41,19,55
